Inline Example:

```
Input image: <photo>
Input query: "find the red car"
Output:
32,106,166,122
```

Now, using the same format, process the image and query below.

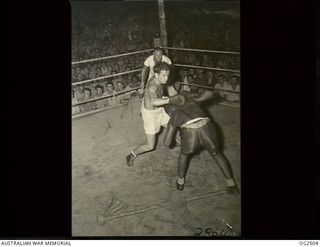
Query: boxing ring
72,47,241,236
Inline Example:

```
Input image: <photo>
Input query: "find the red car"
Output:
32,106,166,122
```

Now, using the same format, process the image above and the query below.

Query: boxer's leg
200,124,239,193
134,134,156,155
209,151,239,194
177,153,188,191
176,129,198,191
126,134,156,167
210,152,234,180
127,107,160,167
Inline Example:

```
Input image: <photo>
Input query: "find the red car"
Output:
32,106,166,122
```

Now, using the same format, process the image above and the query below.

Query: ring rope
72,63,239,87
72,49,153,65
72,97,142,120
71,47,240,66
162,46,240,55
72,69,142,86
178,82,240,94
73,82,240,107
72,87,141,107
175,64,240,73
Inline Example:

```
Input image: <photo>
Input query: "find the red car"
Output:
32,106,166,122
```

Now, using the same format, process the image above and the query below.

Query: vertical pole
158,0,168,53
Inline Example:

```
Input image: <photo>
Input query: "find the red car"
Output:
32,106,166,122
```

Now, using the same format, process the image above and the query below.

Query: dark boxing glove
168,94,186,106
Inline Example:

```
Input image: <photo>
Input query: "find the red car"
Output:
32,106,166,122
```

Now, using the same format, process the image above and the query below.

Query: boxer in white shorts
141,105,170,135
126,62,185,166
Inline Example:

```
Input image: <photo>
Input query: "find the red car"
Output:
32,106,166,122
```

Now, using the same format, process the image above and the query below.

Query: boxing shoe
126,152,136,167
176,181,184,191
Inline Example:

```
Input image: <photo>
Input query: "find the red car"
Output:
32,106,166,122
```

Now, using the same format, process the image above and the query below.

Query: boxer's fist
168,94,186,106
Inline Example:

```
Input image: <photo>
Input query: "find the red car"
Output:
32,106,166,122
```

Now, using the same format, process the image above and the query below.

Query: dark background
3,0,319,239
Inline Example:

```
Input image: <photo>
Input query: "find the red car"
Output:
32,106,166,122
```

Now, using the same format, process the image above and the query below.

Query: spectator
94,85,107,109
180,68,188,83
189,74,200,93
214,74,228,100
88,68,96,79
118,57,126,72
207,71,215,86
215,61,228,81
115,80,130,104
111,70,119,88
101,61,108,75
126,75,142,98
72,90,80,115
81,66,90,80
181,74,196,93
224,75,240,102
107,64,113,75
79,88,96,112
75,84,85,101
194,69,207,86
179,69,189,92
96,67,102,77
103,82,117,107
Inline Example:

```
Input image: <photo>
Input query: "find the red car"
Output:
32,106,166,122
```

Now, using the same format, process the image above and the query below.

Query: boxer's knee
145,142,155,151
145,134,156,150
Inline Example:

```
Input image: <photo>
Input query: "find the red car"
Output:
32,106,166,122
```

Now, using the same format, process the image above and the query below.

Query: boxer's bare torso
143,76,165,110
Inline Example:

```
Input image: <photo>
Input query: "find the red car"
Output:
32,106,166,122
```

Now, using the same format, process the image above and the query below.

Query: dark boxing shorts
180,120,220,155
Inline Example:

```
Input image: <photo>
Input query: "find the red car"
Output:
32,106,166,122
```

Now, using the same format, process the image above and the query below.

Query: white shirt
144,55,172,81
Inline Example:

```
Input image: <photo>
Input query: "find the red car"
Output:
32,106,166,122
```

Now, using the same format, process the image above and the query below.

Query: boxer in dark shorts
163,92,239,193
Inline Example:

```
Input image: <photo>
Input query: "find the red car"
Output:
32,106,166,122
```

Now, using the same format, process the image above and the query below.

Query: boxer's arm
193,90,215,103
149,86,170,106
164,118,175,147
180,90,200,98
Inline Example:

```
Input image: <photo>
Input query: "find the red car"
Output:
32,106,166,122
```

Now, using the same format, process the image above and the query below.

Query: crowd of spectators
71,2,240,115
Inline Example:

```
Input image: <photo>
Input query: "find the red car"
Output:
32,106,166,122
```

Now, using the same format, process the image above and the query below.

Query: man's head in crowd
218,74,226,85
96,67,102,76
182,69,188,77
83,88,92,100
117,81,124,91
187,74,194,84
197,69,205,78
114,63,120,72
106,82,114,93
78,84,84,93
131,75,140,87
95,85,104,96
107,65,113,73
230,75,239,87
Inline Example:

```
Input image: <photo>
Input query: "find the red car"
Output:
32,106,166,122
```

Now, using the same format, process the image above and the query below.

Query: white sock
177,177,185,185
131,151,137,158
226,179,235,187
